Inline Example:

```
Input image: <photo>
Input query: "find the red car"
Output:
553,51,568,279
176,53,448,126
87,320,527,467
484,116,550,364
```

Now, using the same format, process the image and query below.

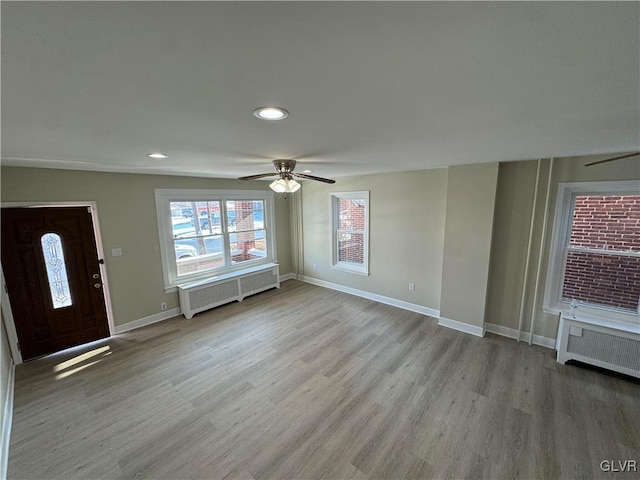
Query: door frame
0,201,115,364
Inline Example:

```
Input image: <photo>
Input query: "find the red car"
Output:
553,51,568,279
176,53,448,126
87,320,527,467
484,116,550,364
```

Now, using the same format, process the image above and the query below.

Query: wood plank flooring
7,280,640,479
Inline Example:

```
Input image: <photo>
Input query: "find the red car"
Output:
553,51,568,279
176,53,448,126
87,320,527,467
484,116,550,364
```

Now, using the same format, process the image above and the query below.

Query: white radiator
178,263,279,319
556,314,640,379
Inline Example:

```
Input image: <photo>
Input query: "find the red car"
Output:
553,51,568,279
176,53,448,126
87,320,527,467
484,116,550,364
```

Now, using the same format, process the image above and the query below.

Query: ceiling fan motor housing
237,158,334,184
273,159,297,176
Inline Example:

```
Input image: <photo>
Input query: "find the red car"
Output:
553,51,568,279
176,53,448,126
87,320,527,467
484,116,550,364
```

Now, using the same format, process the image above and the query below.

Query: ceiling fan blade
584,152,640,167
293,172,336,184
237,173,275,181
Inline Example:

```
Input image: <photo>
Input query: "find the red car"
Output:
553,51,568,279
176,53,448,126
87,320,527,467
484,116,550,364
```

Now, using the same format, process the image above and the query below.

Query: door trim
1,266,22,364
0,201,115,364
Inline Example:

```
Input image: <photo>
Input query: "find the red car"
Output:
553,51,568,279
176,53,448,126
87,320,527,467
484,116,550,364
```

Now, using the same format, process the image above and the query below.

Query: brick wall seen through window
338,198,366,264
331,191,369,275
562,195,640,312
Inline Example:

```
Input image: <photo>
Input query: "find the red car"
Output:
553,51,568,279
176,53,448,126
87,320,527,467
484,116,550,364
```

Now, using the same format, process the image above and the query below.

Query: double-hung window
155,189,276,291
330,191,369,275
544,181,640,327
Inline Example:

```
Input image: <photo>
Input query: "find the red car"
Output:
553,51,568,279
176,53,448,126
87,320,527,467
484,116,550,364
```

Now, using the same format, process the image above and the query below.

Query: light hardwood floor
7,280,640,479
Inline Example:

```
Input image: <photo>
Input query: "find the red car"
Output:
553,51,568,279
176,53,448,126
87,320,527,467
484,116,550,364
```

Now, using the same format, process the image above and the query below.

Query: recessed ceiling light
147,152,168,159
253,107,289,120
302,169,313,173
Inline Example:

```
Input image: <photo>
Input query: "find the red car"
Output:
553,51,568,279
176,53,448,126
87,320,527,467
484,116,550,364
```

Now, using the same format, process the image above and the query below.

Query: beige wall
486,155,640,339
300,168,448,312
484,159,541,332
2,154,635,343
439,163,499,329
1,167,292,327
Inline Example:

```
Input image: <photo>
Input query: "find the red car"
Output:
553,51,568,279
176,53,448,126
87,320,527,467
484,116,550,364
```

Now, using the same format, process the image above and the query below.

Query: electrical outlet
409,282,415,291
160,302,167,311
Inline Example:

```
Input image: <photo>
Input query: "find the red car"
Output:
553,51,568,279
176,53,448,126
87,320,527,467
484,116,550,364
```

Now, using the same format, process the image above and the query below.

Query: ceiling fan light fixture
270,178,288,193
253,107,288,120
269,177,300,193
288,179,301,193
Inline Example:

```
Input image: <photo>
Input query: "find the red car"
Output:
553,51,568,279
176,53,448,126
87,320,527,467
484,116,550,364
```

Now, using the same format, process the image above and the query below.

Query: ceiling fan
238,159,335,193
584,151,640,167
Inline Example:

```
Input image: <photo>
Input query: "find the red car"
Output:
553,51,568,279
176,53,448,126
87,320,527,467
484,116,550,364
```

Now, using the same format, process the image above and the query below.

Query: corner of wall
439,162,499,332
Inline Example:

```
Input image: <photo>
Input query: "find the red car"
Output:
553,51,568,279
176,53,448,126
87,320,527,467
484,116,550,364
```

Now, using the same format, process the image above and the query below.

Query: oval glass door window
41,233,73,308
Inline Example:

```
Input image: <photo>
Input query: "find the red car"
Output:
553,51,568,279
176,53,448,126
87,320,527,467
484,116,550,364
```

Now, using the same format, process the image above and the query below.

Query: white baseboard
300,276,440,318
113,307,181,334
1,361,15,480
114,274,299,335
438,317,485,337
485,322,556,349
296,277,556,348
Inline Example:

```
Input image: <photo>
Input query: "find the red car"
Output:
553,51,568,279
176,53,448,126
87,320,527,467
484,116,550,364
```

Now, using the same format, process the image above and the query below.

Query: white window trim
330,191,370,276
543,180,640,328
155,188,277,292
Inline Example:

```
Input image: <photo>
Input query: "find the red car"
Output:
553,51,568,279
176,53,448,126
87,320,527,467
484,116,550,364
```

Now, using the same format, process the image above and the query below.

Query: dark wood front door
1,207,110,360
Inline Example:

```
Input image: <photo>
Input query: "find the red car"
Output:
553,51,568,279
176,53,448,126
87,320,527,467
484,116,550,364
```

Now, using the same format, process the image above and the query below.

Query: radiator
556,314,640,379
178,263,279,319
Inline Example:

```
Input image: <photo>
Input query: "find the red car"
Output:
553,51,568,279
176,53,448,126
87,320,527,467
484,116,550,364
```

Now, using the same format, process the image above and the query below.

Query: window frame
544,180,640,327
155,188,276,292
330,191,370,276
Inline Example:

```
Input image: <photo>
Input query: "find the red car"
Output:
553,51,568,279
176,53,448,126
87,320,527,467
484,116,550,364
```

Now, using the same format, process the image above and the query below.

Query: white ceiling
2,1,639,179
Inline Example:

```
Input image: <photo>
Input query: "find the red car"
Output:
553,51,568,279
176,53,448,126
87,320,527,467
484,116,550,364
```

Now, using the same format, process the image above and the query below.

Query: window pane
230,231,267,265
227,200,264,233
158,190,274,287
562,251,640,313
175,235,225,276
569,195,640,252
40,233,72,309
338,232,364,264
170,201,222,236
339,198,366,231
170,199,269,274
331,192,369,275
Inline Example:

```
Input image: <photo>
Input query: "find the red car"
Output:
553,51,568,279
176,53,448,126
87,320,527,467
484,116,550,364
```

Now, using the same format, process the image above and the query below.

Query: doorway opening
1,202,114,364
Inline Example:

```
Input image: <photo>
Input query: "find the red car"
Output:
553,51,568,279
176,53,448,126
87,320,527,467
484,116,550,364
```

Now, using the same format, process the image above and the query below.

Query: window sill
177,262,279,290
560,312,640,335
330,265,370,276
545,305,639,334
164,261,278,293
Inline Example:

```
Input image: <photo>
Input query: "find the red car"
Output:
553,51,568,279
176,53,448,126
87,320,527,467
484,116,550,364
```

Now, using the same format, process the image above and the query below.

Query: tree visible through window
170,200,267,278
170,201,226,277
155,189,275,289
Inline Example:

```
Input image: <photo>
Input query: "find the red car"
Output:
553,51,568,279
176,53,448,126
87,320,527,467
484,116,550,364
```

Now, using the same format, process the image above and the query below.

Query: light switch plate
111,248,123,257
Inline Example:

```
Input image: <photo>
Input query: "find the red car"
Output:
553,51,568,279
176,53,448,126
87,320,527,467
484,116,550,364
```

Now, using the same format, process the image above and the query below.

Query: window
155,189,276,290
545,181,640,327
41,233,72,308
330,191,369,275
